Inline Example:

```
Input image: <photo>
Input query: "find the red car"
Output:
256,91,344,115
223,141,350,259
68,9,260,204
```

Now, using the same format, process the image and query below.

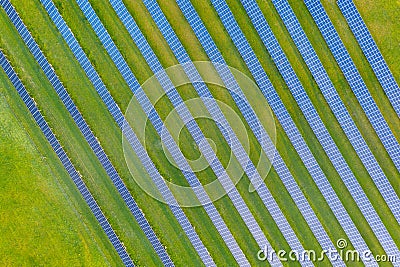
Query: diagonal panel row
337,0,400,117
206,0,378,264
172,1,345,266
0,1,174,265
303,0,400,189
39,0,245,265
242,0,400,259
0,51,135,267
106,1,281,265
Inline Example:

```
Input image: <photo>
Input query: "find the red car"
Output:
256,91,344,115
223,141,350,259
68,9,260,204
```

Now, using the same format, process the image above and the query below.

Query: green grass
352,0,400,82
1,0,399,266
0,6,165,266
0,73,120,266
1,0,237,265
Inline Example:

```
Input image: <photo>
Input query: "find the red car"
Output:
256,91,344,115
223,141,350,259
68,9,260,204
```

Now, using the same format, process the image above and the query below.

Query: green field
0,0,399,266
0,75,120,266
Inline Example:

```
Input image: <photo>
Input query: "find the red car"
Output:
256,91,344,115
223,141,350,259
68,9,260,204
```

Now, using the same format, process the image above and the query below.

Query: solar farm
0,0,399,266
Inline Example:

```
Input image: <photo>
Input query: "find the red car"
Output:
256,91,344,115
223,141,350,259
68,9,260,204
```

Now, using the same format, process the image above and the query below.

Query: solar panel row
174,1,343,266
106,1,279,265
139,1,315,265
77,0,222,265
243,0,399,259
207,0,378,264
337,0,400,117
303,0,400,199
0,51,135,267
0,0,174,265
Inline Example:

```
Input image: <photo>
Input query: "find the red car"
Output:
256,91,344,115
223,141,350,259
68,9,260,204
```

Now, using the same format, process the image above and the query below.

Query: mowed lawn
0,0,399,266
0,74,121,266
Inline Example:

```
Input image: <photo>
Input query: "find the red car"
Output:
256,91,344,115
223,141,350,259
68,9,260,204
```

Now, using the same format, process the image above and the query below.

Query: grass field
0,6,168,265
0,74,120,266
1,0,399,266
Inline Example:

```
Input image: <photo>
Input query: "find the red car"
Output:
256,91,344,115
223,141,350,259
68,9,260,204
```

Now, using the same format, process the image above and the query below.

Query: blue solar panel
303,0,400,188
175,2,346,266
337,0,400,117
105,2,280,265
31,0,239,265
140,0,325,265
0,51,135,267
0,1,174,265
243,0,399,259
202,0,380,264
81,2,272,261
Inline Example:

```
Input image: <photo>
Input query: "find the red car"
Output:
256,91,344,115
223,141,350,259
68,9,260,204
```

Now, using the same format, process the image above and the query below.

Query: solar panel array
337,0,400,117
303,0,400,193
0,51,135,267
0,0,174,265
3,0,399,264
242,0,400,259
106,2,281,264
139,1,315,264
75,0,241,265
174,1,343,265
70,0,223,265
45,0,245,264
207,0,380,263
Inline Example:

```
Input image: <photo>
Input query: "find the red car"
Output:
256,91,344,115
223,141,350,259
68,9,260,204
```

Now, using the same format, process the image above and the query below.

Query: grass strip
0,71,120,266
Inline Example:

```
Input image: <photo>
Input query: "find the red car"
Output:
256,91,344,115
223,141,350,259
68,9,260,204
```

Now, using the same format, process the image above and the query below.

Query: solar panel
337,0,400,117
139,0,326,265
243,0,399,259
203,0,380,264
168,6,340,259
303,0,400,223
104,1,287,264
0,1,174,265
0,51,135,267
79,0,272,264
25,0,247,266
